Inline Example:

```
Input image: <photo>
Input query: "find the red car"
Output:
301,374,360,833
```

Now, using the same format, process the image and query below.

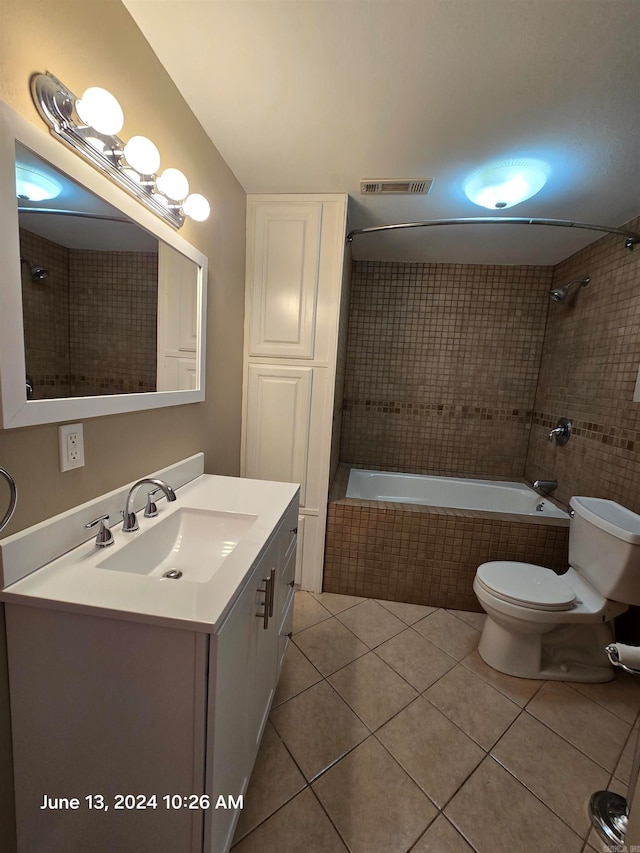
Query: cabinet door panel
245,365,312,505
249,203,322,358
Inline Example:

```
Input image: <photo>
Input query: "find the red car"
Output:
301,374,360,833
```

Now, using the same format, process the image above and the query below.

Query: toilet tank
569,497,640,604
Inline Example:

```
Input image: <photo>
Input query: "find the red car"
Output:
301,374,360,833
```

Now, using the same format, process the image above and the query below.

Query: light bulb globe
76,87,124,136
183,193,210,222
156,168,189,202
123,136,161,175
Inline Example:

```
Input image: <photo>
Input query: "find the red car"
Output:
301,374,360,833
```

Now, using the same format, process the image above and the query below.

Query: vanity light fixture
464,159,548,210
29,72,210,229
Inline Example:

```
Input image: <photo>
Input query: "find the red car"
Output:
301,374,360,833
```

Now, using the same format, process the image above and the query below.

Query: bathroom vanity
0,455,298,853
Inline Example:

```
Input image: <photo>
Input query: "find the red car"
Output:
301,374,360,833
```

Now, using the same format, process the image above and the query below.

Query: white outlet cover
58,423,85,472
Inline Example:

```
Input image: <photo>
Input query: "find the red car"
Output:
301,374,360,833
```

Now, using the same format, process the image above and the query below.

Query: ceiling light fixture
15,165,62,201
464,159,548,210
29,71,210,228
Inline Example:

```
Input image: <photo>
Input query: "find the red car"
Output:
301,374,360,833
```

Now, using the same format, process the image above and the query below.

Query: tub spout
533,479,558,494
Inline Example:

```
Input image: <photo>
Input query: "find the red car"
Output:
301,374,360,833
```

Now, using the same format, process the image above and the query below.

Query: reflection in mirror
17,143,198,400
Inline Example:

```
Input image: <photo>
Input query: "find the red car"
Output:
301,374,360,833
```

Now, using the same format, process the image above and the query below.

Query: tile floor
231,592,640,853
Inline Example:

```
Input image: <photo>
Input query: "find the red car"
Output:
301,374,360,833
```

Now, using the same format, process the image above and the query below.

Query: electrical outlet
59,423,85,472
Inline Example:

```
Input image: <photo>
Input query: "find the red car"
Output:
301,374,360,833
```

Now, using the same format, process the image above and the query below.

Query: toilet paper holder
589,643,640,848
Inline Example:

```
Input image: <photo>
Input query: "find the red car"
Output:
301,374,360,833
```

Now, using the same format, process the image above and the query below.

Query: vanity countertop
0,471,299,634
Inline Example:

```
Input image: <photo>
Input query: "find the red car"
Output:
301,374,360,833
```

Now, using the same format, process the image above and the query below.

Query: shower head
20,257,49,282
549,276,590,304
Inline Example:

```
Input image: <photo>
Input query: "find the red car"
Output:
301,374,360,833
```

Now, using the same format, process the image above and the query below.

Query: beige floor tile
446,609,486,632
272,641,323,707
527,681,631,772
294,616,368,676
375,628,457,691
231,787,347,852
232,722,306,843
328,651,418,731
269,680,368,781
377,695,484,808
461,649,542,707
312,591,366,614
411,815,474,852
570,670,640,725
292,591,332,633
412,610,480,661
613,723,640,786
313,736,437,853
375,599,437,625
424,664,520,750
445,757,583,853
336,599,407,648
491,711,609,836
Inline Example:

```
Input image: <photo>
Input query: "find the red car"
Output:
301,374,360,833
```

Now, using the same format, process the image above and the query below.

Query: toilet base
478,615,615,682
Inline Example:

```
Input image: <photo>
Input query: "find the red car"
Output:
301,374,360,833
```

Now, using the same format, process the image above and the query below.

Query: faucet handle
144,488,161,518
85,514,114,548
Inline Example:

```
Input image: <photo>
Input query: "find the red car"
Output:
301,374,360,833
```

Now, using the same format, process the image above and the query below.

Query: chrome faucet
122,478,176,532
533,479,558,494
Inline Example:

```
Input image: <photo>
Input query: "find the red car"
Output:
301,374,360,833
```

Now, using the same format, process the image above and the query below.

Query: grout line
246,595,640,852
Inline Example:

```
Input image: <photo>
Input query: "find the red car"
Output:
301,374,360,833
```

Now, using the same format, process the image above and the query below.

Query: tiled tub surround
232,591,640,853
341,262,553,478
323,466,569,611
526,215,640,515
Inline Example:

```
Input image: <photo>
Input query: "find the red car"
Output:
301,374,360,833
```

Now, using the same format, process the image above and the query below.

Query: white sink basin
97,508,258,583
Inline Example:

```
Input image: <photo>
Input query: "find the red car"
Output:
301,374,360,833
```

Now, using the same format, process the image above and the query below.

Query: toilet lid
476,561,576,611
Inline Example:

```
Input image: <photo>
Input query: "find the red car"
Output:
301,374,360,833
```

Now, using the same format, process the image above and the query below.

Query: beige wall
0,3,247,849
0,0,247,537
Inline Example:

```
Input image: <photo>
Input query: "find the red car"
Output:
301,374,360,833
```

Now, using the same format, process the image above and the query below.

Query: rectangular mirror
0,101,207,428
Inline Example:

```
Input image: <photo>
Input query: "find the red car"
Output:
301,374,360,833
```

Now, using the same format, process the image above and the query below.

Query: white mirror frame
0,100,207,429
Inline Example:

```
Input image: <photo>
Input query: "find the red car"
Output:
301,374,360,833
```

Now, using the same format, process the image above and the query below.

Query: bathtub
346,469,568,518
324,465,570,611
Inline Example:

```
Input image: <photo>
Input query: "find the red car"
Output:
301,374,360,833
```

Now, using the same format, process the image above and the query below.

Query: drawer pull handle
268,568,275,618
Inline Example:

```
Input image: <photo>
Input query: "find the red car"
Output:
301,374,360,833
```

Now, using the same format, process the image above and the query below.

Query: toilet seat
476,561,576,612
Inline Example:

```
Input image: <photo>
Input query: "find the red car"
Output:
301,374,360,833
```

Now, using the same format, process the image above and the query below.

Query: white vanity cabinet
4,491,298,853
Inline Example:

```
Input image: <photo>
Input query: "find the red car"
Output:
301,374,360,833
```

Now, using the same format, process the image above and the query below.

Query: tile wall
69,249,158,396
341,262,553,477
526,215,640,513
20,229,71,398
18,229,158,398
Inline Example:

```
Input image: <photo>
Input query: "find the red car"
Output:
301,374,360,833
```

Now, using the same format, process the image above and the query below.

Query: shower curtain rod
346,217,640,250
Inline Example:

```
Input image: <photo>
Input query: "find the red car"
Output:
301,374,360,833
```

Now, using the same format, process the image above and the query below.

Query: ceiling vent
360,178,433,195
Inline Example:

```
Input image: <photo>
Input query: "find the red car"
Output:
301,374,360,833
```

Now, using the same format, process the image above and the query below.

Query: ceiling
123,0,640,265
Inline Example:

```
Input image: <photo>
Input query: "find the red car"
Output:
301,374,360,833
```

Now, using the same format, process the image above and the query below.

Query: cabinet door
247,546,279,758
207,551,275,853
248,202,322,358
244,364,312,505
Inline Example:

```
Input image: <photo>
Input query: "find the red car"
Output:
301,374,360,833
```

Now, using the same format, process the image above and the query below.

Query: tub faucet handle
548,418,572,445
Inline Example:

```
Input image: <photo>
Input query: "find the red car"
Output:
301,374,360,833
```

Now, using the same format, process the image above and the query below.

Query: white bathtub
346,469,568,518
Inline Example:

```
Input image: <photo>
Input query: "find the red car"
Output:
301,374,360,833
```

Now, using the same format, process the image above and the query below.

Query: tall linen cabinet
241,194,349,592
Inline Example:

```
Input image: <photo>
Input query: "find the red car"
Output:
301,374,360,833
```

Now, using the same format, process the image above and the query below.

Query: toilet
473,496,640,683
